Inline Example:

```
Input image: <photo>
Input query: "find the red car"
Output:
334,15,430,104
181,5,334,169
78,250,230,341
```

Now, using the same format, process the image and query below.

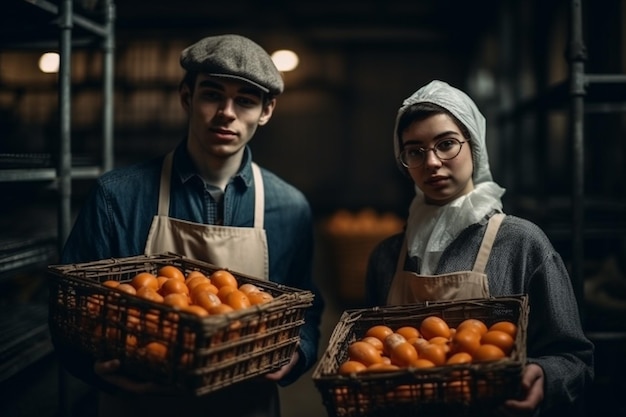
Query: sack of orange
48,253,315,396
312,295,528,417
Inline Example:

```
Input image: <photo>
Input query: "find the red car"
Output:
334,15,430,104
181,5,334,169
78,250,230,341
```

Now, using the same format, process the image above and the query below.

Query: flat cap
180,34,284,96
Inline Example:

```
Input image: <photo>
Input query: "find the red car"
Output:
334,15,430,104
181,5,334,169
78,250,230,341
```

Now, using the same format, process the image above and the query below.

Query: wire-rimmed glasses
398,138,466,168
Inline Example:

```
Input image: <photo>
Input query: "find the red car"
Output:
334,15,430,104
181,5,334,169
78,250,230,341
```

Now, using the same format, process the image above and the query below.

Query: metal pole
102,0,115,173
569,0,587,321
57,3,73,415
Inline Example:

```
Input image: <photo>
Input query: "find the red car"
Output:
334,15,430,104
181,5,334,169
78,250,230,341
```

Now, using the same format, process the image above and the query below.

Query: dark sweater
366,214,594,417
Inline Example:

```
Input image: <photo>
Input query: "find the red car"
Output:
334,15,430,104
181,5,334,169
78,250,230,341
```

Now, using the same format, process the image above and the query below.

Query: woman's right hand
94,359,175,395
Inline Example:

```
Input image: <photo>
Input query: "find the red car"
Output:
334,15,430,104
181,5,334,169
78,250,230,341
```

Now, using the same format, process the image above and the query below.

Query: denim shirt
60,140,324,385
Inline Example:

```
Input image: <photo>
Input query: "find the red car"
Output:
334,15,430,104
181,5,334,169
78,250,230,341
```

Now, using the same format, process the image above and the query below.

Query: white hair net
393,80,505,274
393,79,493,186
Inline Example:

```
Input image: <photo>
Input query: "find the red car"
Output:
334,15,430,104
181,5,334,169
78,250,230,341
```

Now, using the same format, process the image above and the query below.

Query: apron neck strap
158,152,174,216
250,162,264,228
158,152,265,228
472,213,505,273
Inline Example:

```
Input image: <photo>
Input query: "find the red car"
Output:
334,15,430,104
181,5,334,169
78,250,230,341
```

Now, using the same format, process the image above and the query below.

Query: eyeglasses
398,138,466,168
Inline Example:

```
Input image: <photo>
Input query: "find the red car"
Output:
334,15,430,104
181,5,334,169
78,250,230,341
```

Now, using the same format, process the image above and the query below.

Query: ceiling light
39,52,60,73
271,49,299,72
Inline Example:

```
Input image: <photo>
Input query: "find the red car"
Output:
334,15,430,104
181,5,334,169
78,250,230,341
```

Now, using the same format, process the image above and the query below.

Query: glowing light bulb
39,52,60,73
271,49,299,72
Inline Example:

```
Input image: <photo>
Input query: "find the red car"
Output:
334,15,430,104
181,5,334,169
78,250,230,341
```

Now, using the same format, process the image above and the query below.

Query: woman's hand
94,359,176,395
498,363,544,417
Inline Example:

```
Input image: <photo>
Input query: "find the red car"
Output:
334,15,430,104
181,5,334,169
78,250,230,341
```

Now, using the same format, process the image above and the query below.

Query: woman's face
401,113,474,205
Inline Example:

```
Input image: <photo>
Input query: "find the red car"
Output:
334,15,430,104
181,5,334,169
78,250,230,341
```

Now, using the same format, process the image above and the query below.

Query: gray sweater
365,214,594,416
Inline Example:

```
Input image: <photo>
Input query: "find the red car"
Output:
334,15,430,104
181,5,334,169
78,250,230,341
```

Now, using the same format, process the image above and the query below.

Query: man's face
181,74,275,160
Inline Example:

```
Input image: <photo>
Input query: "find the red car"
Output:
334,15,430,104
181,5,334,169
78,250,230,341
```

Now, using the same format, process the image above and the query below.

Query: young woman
366,80,593,416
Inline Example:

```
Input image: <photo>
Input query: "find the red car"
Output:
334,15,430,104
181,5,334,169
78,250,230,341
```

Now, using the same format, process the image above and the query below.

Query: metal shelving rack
497,1,626,414
0,1,115,413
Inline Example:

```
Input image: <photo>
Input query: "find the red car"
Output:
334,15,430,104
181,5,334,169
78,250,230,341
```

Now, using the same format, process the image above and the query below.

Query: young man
58,34,324,417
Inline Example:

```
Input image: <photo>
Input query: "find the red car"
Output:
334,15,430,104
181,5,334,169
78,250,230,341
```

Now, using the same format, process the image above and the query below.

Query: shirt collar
172,140,254,188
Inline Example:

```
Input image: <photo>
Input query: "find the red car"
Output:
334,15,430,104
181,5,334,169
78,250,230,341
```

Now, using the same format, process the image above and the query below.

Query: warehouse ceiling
2,0,500,52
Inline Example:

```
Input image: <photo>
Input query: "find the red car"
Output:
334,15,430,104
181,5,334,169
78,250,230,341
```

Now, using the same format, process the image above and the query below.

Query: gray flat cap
180,34,284,95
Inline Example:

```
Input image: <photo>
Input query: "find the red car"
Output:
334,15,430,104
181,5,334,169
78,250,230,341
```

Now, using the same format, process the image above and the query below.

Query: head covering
180,34,284,96
394,80,505,274
393,79,492,186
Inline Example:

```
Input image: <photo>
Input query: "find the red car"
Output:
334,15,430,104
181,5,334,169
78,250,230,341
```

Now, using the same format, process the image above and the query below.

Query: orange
185,275,211,291
419,316,451,340
412,358,436,368
365,325,394,343
489,321,518,338
348,341,383,366
193,292,222,311
185,270,208,284
238,283,261,294
338,360,367,375
210,270,238,289
390,341,418,367
446,352,473,365
456,318,488,336
102,280,120,288
217,284,237,302
116,283,137,295
361,336,384,352
144,341,168,362
158,265,185,282
396,326,420,341
365,363,400,372
189,282,219,303
247,291,274,305
163,293,190,308
473,344,506,362
180,304,209,317
416,342,447,366
130,272,159,291
225,289,251,310
480,330,515,355
159,278,190,297
450,328,481,355
208,303,235,315
383,333,407,356
429,336,452,353
156,276,169,289
136,287,164,303
446,380,471,402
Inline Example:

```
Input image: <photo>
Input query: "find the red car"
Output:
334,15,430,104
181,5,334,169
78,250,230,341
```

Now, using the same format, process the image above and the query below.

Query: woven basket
48,253,314,396
312,295,528,417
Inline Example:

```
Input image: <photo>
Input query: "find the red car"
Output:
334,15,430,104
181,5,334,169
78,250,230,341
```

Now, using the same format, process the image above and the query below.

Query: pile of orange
103,265,274,317
338,316,517,375
93,265,275,365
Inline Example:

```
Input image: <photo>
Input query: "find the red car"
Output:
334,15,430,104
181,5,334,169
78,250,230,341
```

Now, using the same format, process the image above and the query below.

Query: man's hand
498,363,544,417
264,350,300,381
94,359,176,395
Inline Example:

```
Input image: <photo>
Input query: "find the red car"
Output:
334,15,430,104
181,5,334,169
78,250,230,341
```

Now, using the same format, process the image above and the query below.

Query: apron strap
472,213,505,274
251,162,265,229
158,151,174,216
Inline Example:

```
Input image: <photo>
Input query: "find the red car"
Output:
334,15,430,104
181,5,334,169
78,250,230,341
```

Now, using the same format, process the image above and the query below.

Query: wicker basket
48,253,314,396
312,296,528,417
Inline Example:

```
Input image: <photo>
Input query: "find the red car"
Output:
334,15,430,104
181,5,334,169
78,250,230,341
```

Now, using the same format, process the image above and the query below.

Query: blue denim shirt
61,140,324,385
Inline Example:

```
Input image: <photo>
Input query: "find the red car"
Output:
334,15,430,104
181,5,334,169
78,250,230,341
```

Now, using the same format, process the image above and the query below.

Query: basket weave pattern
48,253,314,395
313,296,528,417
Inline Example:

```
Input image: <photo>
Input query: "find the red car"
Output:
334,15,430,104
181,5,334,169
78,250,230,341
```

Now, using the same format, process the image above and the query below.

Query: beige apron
387,213,505,305
98,151,278,417
144,151,269,279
